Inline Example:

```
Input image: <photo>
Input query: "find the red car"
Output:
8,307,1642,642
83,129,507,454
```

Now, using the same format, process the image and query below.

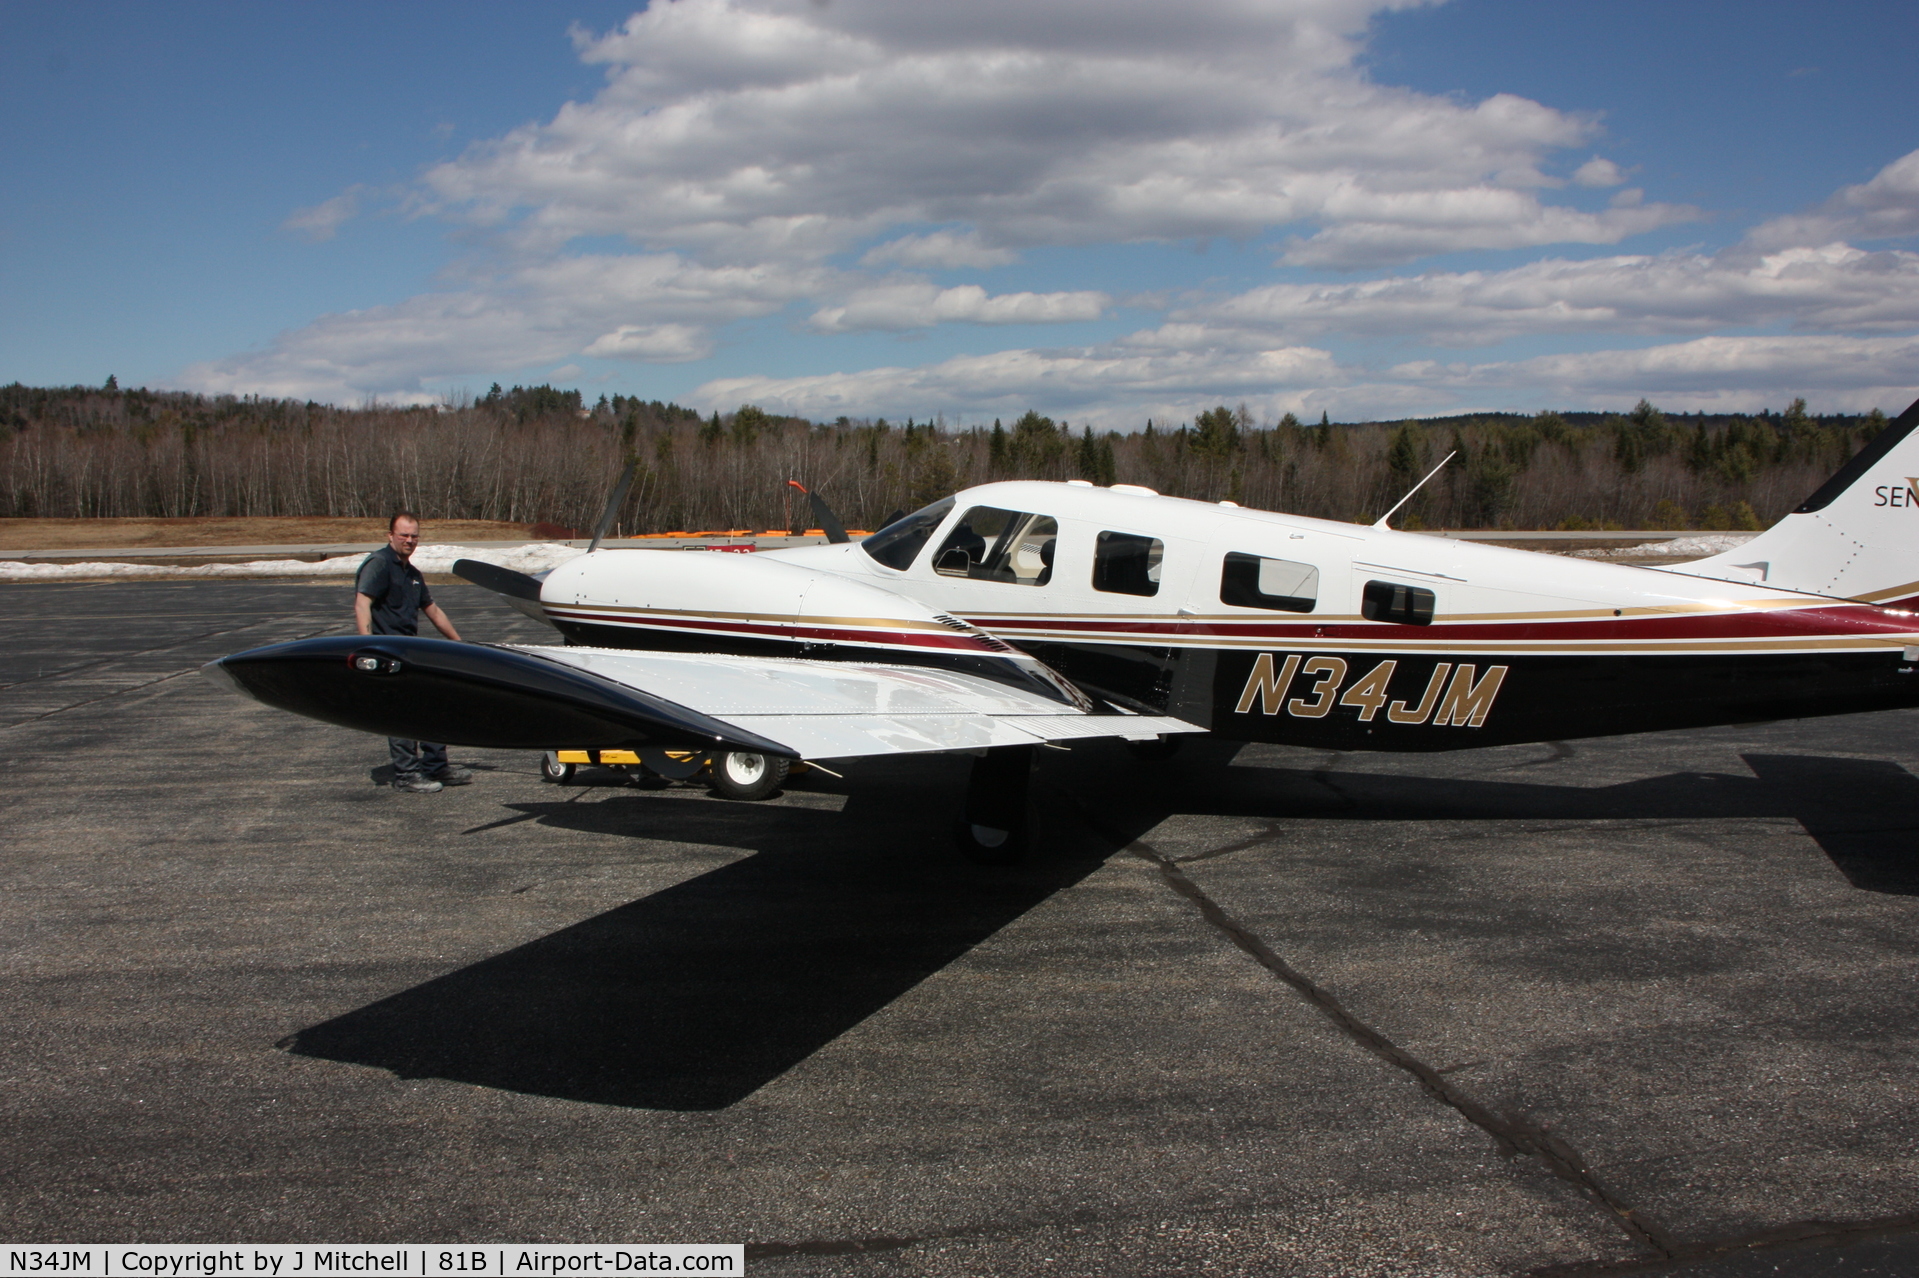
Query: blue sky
3,0,1916,426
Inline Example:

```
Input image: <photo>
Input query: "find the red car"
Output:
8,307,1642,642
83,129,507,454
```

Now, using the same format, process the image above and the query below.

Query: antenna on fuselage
1372,451,1457,530
587,461,638,553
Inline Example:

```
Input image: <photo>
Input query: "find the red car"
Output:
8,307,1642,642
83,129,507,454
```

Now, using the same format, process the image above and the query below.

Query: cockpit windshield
859,496,956,570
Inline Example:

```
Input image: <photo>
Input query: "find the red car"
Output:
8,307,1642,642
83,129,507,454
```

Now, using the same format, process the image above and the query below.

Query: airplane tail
1675,397,1919,607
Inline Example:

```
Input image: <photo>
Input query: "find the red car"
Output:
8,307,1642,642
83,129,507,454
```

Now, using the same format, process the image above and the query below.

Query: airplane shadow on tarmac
284,745,1919,1111
285,755,1115,1111
1170,750,1919,895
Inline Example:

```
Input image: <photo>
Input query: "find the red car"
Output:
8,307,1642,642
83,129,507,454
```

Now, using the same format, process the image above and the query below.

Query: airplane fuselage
535,480,1919,751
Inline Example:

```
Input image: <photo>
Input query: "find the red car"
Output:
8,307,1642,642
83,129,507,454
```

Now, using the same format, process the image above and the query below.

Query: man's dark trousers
389,737,448,780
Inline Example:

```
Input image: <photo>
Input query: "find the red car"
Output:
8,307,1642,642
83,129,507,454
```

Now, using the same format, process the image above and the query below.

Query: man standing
355,511,472,794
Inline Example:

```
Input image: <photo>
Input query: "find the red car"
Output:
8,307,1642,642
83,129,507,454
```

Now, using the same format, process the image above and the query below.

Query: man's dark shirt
355,544,432,636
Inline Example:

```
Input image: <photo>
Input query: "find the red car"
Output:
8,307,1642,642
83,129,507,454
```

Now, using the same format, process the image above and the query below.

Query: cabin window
1220,552,1317,613
1093,531,1163,597
860,497,955,570
1361,579,1435,625
932,506,1058,586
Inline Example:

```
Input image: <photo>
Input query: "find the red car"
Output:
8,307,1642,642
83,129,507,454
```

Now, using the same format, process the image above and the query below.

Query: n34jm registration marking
1234,653,1510,727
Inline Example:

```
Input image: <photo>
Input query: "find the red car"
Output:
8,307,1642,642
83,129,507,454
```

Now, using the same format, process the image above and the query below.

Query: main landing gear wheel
953,816,1028,866
954,744,1035,866
540,751,576,784
708,750,789,801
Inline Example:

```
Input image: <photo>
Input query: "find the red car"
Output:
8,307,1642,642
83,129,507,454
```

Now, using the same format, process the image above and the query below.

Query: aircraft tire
540,751,576,784
953,816,1027,866
708,750,788,801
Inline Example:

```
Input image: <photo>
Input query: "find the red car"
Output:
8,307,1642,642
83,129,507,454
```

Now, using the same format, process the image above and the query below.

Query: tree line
0,380,1893,534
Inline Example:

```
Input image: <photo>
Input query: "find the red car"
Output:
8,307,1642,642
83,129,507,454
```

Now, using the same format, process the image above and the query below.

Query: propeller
588,460,638,553
786,479,851,544
453,459,637,627
452,558,554,627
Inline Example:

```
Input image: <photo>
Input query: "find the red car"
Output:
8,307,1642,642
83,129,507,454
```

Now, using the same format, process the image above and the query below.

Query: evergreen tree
1191,405,1238,458
1076,424,1100,479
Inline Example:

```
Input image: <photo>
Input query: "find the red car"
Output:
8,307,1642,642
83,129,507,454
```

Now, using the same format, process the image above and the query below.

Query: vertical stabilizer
1675,398,1919,606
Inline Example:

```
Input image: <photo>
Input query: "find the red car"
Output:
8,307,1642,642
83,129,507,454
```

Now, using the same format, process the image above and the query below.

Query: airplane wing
203,636,1201,760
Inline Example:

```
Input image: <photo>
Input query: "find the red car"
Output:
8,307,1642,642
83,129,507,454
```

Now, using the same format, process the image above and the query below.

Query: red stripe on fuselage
966,602,1918,645
543,609,994,652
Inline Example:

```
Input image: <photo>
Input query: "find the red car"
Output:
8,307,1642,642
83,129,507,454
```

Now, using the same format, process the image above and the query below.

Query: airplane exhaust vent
934,613,1016,652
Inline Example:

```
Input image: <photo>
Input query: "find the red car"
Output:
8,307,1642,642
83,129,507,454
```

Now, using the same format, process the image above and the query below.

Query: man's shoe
431,764,474,786
393,774,443,794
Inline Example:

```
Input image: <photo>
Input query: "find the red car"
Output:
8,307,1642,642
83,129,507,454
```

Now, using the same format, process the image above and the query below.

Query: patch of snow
0,542,588,582
1574,534,1758,560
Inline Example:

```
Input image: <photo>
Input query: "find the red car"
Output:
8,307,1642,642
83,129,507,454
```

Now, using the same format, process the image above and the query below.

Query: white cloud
177,253,825,402
582,323,711,361
417,1,1688,264
697,338,1346,424
282,187,365,242
808,281,1108,332
860,230,1019,270
1572,157,1625,188
1748,148,1919,248
1392,334,1919,411
689,329,1418,426
695,325,1919,426
1280,194,1693,266
1172,241,1919,346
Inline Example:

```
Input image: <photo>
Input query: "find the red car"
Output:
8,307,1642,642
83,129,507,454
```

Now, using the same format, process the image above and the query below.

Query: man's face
388,518,421,560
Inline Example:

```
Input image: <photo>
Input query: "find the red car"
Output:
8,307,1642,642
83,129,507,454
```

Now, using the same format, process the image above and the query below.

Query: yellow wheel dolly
540,747,798,800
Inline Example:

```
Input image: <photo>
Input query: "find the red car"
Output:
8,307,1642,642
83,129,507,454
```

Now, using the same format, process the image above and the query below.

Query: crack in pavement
1071,798,1679,1263
1307,749,1359,810
1501,740,1577,770
1170,823,1288,864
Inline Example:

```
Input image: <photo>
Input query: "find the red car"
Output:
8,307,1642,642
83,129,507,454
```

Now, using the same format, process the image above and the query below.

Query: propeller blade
588,461,638,553
452,558,556,628
786,480,851,544
452,558,542,600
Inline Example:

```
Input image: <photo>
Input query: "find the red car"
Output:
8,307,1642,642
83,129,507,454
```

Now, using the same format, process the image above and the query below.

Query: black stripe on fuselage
1028,639,1919,751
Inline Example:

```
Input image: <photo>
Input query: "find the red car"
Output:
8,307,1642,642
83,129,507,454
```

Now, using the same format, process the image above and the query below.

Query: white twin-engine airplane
207,399,1919,863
